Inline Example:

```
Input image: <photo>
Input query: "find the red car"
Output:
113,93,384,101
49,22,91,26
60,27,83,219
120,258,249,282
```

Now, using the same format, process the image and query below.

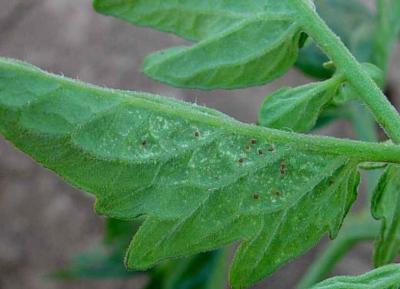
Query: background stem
296,214,380,289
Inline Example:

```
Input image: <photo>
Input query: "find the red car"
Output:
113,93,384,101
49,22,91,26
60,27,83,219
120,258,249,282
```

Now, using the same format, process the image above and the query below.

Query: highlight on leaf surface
2,58,400,288
372,165,400,267
93,0,313,89
309,264,400,289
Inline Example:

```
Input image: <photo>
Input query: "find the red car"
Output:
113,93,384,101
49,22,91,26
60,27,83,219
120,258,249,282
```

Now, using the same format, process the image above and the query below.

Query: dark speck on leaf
268,145,275,152
251,139,257,145
194,131,200,137
258,149,263,156
238,158,245,164
280,160,287,176
253,193,260,200
271,190,283,198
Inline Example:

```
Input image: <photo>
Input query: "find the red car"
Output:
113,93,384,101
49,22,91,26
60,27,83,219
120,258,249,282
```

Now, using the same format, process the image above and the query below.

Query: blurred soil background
0,1,399,289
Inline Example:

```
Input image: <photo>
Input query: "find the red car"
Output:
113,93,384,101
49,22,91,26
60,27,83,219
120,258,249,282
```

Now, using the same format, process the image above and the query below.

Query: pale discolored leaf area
372,165,400,267
2,59,400,288
309,264,400,289
93,0,310,89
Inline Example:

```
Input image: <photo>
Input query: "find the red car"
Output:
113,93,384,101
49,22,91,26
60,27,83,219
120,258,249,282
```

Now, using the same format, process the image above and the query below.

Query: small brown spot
253,193,260,200
258,149,263,156
194,131,200,137
238,158,245,164
245,145,251,151
268,145,275,152
280,160,287,176
141,139,148,146
328,178,334,186
271,190,283,198
251,139,257,145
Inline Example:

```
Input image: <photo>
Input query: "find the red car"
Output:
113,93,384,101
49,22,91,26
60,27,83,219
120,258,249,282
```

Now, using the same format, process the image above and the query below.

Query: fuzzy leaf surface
2,59,400,288
372,165,400,267
93,0,307,89
309,264,400,289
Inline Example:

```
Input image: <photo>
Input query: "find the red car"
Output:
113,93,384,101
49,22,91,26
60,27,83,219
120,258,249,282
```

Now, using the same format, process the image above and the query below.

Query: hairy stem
291,0,400,143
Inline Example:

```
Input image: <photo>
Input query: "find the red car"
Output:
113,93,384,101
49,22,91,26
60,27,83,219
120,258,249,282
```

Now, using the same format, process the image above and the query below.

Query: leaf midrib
1,58,400,164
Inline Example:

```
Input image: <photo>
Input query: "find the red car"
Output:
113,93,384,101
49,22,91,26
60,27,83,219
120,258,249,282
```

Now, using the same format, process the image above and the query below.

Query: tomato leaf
259,64,383,133
309,264,400,289
93,0,310,89
2,59,400,288
258,78,339,132
372,165,400,267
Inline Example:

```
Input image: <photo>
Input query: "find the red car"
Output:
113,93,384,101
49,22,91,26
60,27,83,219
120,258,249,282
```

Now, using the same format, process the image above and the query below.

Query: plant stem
291,0,400,143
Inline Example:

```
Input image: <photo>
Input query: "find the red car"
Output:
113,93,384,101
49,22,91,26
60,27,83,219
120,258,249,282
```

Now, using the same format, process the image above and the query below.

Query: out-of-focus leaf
53,218,227,288
372,165,400,267
145,250,227,289
309,264,400,289
373,0,400,72
93,0,313,89
51,219,137,280
296,0,374,79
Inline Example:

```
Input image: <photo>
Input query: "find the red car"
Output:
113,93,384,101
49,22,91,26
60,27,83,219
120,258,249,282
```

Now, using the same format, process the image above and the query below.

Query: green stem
291,0,400,143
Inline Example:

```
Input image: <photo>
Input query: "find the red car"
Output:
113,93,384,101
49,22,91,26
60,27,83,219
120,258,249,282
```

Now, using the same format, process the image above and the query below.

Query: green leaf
2,58,400,288
258,77,340,133
372,165,400,267
296,0,375,79
309,264,400,289
259,64,383,133
93,0,308,89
